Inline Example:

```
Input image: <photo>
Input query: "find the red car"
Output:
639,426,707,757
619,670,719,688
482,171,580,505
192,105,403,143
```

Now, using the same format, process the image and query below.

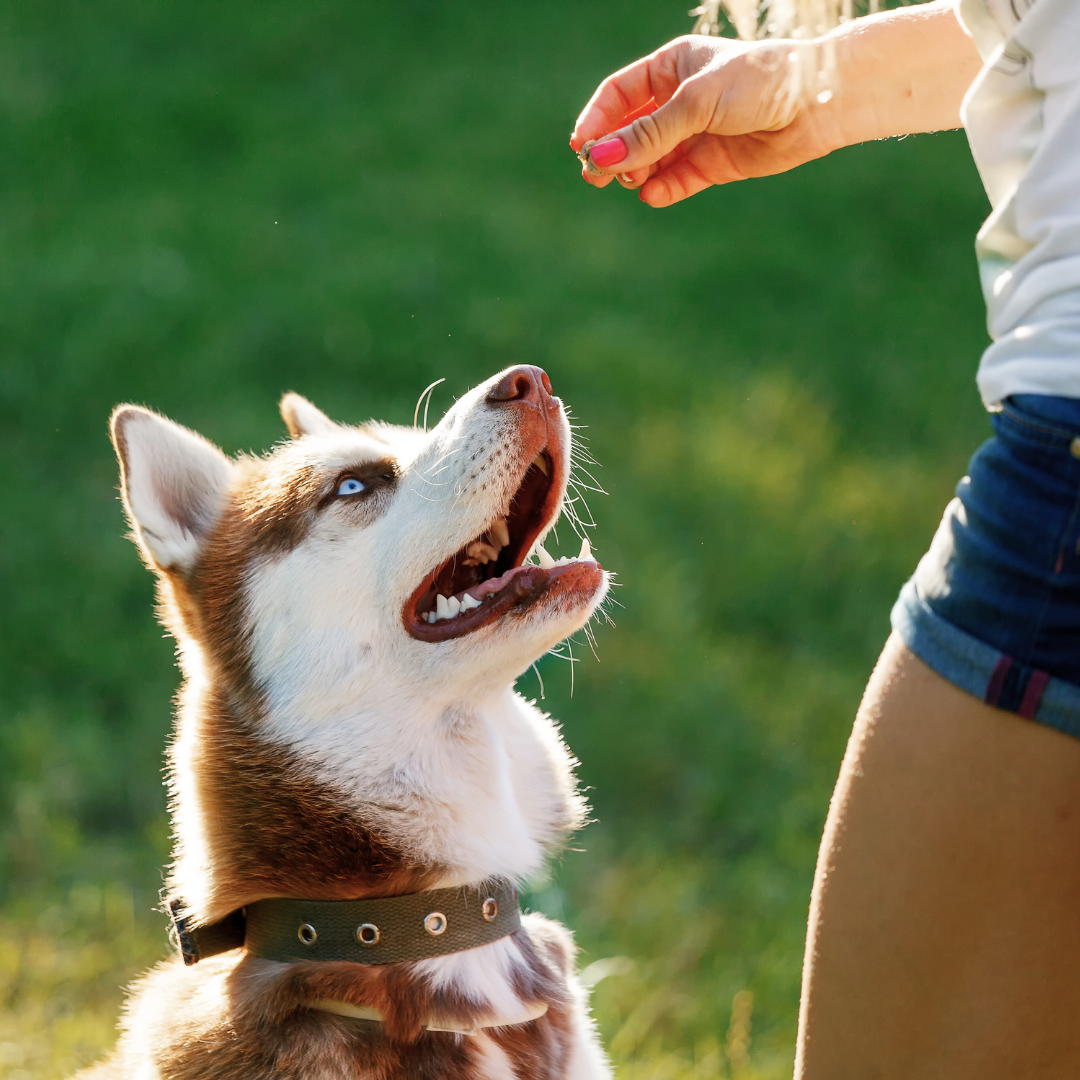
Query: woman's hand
571,0,983,208
571,35,843,207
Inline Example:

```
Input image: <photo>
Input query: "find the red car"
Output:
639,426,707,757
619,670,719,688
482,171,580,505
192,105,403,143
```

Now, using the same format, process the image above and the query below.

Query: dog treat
576,139,607,177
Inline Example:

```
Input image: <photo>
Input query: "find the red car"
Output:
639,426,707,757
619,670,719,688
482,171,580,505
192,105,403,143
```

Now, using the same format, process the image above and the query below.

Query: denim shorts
892,394,1080,740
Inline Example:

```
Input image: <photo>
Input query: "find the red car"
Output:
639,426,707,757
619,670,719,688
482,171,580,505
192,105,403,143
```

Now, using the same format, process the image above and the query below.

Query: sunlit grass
0,885,162,1079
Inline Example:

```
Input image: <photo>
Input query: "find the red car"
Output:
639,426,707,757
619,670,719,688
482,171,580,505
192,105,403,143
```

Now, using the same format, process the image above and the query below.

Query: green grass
0,0,991,1075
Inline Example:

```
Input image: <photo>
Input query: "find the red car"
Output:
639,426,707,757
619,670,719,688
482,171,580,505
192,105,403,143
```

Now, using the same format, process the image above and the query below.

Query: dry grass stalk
689,0,889,105
725,990,754,1074
690,0,882,39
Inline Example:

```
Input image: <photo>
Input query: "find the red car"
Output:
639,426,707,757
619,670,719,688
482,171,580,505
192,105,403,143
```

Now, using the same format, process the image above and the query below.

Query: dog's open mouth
403,447,602,642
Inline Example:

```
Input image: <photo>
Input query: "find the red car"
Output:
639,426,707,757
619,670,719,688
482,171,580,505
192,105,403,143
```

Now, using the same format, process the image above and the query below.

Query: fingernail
589,137,627,168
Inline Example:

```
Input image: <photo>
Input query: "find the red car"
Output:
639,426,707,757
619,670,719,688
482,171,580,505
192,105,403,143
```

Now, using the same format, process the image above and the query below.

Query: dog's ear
111,406,234,573
280,392,338,438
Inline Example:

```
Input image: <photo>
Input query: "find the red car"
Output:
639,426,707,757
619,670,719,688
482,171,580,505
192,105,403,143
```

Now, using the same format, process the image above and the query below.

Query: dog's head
111,366,609,717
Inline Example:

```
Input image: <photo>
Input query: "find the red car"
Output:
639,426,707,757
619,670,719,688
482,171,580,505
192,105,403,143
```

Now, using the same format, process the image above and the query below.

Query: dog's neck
165,658,585,927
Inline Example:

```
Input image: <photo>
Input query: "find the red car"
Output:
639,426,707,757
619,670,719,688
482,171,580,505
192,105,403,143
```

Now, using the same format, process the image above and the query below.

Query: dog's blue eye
337,477,366,496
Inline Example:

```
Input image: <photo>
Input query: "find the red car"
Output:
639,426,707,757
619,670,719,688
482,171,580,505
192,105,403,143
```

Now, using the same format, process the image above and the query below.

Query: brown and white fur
81,366,613,1079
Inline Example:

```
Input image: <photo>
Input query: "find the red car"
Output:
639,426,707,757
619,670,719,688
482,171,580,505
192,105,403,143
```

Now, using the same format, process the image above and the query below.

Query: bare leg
796,634,1080,1079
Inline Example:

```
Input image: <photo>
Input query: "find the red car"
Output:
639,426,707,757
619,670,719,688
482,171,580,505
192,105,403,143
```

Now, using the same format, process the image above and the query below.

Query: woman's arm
571,0,983,207
825,0,983,143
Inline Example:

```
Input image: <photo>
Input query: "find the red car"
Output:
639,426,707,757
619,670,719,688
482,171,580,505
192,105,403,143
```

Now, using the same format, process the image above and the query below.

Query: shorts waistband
998,395,1080,449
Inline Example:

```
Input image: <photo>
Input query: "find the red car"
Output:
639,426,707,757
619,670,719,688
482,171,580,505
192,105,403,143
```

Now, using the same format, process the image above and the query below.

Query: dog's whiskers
413,377,447,431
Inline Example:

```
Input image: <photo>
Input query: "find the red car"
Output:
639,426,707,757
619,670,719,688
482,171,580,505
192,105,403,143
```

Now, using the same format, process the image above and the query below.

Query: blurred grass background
0,0,991,1075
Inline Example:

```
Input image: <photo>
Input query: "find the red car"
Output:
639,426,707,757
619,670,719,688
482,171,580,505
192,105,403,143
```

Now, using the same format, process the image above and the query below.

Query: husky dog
82,366,613,1079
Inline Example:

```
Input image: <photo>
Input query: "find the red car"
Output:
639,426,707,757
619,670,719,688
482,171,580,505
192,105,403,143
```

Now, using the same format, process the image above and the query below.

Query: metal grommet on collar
482,898,498,922
424,911,448,936
355,923,380,947
298,923,318,946
1070,436,1080,459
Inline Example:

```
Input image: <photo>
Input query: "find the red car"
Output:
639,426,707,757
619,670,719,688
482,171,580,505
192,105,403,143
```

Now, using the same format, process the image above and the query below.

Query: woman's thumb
587,83,709,174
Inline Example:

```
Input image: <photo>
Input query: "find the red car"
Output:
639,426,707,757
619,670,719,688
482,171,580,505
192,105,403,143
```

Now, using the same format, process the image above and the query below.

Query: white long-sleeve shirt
957,0,1080,407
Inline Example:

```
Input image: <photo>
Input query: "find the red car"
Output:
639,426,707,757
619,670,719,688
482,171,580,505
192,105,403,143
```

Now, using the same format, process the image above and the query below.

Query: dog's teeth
436,594,450,620
461,593,481,611
490,518,510,549
578,535,592,561
425,611,436,624
467,540,500,564
447,595,461,617
535,543,555,570
531,454,549,476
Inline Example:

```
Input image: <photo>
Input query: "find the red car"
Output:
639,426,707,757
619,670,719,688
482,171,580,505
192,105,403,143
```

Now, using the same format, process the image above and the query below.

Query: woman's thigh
796,633,1080,1080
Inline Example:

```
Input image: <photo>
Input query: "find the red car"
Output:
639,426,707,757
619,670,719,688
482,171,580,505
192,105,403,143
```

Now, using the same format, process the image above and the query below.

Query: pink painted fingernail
589,137,627,168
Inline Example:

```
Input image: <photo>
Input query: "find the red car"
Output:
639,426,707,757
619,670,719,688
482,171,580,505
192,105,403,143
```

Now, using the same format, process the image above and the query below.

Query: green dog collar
169,880,520,966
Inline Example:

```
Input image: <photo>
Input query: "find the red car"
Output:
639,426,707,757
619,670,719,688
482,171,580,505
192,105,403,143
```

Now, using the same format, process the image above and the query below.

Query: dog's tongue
460,563,536,602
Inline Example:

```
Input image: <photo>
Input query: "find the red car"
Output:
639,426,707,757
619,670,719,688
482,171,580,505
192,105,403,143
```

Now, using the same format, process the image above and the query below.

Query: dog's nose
485,366,553,406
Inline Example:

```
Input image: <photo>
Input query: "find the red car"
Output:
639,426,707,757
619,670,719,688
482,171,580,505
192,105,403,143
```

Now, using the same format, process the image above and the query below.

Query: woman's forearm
821,0,984,147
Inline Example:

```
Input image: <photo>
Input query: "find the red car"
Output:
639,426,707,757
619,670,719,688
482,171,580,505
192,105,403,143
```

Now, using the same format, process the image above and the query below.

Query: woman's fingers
571,56,662,151
581,164,617,188
638,157,716,207
581,76,714,177
571,40,693,151
615,165,653,189
635,137,750,206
